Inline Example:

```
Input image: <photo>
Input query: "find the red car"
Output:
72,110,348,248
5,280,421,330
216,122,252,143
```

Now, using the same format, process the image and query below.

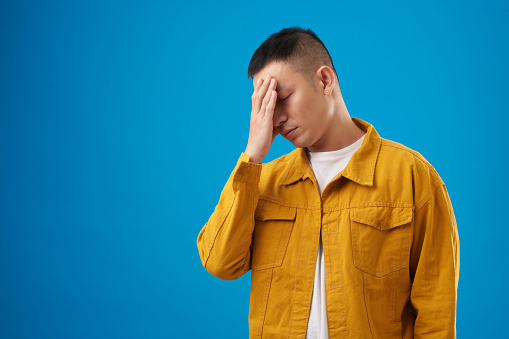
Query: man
197,27,460,338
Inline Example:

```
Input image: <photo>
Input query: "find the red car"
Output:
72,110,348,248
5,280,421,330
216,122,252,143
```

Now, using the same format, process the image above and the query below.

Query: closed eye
280,93,291,101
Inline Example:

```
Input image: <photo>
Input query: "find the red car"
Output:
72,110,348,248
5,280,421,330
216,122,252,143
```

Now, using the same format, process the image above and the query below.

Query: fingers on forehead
254,74,275,85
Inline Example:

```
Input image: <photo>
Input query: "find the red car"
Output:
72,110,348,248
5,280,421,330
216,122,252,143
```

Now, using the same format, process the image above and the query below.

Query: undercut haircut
247,27,340,92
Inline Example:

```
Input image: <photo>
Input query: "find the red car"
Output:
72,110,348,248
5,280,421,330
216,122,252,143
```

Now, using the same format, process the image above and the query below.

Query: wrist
244,149,263,164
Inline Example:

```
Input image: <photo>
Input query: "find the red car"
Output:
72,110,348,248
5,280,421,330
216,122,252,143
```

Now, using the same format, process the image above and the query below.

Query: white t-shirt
305,133,366,339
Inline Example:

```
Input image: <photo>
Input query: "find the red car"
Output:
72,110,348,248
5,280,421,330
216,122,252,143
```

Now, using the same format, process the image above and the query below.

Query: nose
272,106,287,129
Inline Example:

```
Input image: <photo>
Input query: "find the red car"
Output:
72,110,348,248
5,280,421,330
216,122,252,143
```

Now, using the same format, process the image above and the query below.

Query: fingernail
257,78,262,86
270,78,275,86
266,75,271,81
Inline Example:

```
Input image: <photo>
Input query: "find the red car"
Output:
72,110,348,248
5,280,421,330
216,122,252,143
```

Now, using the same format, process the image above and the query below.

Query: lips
282,127,297,136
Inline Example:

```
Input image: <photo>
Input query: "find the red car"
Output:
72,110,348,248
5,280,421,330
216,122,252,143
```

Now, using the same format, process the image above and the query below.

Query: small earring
325,90,329,94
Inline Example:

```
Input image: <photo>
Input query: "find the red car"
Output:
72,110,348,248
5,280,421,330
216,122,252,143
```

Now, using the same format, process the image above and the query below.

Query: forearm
197,152,262,280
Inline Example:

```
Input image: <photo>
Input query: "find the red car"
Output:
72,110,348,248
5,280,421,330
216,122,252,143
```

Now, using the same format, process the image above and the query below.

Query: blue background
1,0,507,337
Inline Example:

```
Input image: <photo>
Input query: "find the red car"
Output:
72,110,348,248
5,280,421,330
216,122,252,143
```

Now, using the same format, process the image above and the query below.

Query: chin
289,139,306,148
286,131,309,148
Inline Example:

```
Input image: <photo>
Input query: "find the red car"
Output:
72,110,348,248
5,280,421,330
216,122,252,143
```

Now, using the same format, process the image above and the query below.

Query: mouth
283,127,297,137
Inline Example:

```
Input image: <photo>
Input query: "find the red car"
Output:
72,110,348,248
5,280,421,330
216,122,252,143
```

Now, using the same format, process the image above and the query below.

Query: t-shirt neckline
306,134,366,159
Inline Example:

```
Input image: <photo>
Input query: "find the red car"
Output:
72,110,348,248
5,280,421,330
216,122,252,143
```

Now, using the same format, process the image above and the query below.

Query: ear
316,66,335,94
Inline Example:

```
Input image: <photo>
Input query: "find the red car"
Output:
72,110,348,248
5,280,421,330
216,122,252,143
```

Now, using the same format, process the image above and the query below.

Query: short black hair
247,26,340,91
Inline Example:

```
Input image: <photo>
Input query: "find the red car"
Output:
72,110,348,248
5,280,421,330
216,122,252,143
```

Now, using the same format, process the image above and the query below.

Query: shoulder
262,149,297,167
255,149,300,196
259,149,296,178
379,138,445,187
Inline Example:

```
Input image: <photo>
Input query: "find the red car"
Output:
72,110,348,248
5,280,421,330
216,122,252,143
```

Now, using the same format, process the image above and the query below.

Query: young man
197,27,460,338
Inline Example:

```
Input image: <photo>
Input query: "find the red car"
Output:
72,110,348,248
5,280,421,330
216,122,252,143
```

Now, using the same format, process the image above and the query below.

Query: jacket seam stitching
259,196,413,211
288,208,305,338
281,151,299,184
381,141,444,183
204,194,236,268
414,184,443,213
233,178,260,185
257,269,273,338
362,271,374,338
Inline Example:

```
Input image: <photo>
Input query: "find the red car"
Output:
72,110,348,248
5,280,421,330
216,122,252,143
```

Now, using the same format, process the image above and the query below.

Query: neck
306,95,366,153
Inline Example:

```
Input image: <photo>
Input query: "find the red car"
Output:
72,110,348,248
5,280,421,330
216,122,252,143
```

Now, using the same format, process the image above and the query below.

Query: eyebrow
276,84,287,92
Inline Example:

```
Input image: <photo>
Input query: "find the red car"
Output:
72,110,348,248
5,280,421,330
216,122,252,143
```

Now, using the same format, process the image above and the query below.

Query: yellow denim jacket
197,117,460,338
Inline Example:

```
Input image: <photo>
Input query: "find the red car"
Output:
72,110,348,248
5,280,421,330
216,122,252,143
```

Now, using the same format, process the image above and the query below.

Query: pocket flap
350,206,413,230
255,201,296,221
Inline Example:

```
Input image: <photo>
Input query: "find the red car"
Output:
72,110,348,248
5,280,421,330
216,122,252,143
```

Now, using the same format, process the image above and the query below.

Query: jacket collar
281,117,382,187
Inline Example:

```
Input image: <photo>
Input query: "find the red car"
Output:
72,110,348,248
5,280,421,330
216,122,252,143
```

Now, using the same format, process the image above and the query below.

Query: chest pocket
251,201,296,271
350,206,413,277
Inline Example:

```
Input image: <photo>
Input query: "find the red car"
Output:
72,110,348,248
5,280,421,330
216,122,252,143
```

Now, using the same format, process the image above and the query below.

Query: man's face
252,60,334,149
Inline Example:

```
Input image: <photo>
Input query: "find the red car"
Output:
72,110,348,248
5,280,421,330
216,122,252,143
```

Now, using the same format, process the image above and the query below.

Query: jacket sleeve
197,152,262,280
410,183,460,338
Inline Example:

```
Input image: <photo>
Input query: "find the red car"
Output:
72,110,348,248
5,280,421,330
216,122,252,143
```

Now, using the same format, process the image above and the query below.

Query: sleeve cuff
232,152,262,184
